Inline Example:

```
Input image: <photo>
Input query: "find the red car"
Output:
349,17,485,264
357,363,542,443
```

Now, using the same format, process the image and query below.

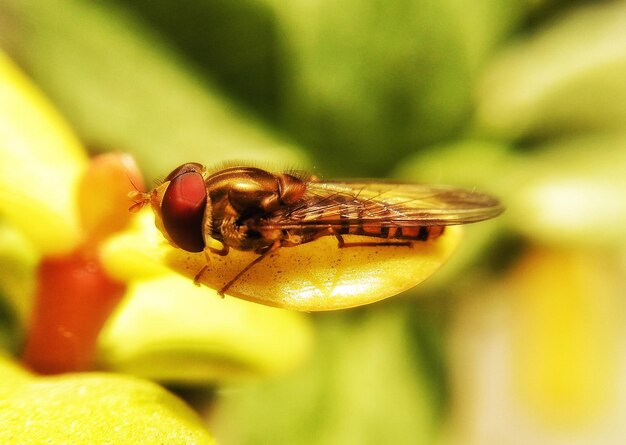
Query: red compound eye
161,169,207,252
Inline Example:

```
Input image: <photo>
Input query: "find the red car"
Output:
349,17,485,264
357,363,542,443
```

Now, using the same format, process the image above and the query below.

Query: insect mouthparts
128,190,151,213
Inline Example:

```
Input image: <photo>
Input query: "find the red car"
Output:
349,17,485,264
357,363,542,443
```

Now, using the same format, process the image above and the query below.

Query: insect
130,163,503,296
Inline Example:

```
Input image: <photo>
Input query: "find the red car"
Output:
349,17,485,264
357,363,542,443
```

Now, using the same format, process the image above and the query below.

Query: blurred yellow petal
0,354,31,393
77,153,144,245
102,211,463,311
100,209,174,280
99,275,313,383
446,247,624,444
510,248,620,424
0,51,86,255
0,355,215,444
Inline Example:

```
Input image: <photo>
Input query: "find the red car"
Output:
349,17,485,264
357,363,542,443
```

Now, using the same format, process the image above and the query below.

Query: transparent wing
263,180,504,229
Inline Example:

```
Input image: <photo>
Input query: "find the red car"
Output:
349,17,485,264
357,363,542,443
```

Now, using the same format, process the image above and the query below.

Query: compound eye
164,162,204,182
161,169,207,252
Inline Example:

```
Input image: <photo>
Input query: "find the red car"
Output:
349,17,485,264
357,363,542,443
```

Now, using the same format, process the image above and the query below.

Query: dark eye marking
164,162,204,182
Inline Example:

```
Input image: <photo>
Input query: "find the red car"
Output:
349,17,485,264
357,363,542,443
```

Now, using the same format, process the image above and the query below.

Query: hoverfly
130,163,503,296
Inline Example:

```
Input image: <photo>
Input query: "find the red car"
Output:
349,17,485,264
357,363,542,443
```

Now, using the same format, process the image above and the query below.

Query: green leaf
0,0,307,180
0,220,37,325
504,133,626,247
397,134,626,249
476,1,626,140
211,309,437,445
266,0,525,175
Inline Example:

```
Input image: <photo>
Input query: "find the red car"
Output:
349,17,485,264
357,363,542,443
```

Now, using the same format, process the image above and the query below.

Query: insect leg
217,241,281,296
209,244,229,256
194,244,230,290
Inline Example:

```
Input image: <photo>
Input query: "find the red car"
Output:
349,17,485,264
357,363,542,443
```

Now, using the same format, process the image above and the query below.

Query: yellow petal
0,355,215,444
100,209,174,280
509,248,620,424
77,153,143,245
102,210,463,311
0,51,87,255
99,275,313,383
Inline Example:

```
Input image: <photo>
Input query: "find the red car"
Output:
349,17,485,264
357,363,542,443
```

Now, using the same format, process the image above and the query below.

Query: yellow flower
0,50,312,382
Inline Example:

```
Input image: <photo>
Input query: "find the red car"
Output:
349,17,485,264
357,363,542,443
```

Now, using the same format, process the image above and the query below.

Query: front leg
217,241,282,296
194,243,230,287
209,244,229,256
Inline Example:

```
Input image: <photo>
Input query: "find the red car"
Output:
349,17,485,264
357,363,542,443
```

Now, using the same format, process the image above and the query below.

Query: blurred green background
1,0,626,444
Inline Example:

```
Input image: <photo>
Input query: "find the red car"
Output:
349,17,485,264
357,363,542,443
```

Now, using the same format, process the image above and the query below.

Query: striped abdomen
339,222,445,241
293,196,446,243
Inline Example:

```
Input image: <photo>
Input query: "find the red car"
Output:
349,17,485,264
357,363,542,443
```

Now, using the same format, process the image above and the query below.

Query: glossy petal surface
103,210,462,311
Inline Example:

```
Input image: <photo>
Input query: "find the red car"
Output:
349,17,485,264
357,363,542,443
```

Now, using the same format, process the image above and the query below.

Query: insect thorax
203,167,306,252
